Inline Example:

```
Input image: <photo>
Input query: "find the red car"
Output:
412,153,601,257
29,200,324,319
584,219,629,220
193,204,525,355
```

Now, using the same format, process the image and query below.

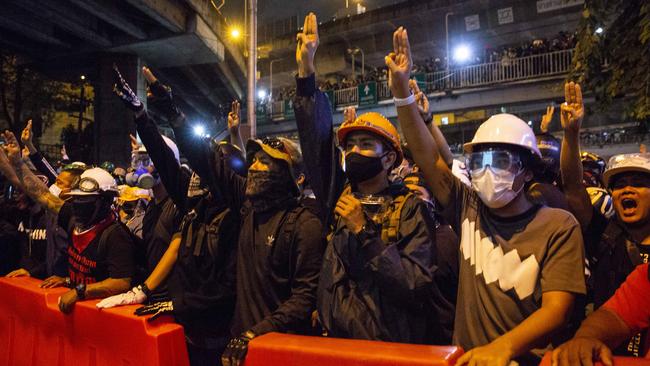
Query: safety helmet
246,137,303,181
603,153,650,188
337,112,403,167
117,185,151,205
135,135,180,164
100,161,116,174
535,133,561,183
61,167,118,199
581,151,606,187
586,187,615,219
464,114,541,158
62,161,88,173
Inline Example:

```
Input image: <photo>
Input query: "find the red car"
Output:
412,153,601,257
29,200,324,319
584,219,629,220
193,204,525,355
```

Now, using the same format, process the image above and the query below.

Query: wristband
393,93,416,107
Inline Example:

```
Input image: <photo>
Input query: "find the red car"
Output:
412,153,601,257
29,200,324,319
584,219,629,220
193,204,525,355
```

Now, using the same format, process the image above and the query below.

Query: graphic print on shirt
18,222,47,240
460,218,540,300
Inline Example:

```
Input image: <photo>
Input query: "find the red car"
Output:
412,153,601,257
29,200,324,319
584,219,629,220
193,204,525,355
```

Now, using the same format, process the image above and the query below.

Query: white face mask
49,184,62,198
470,167,523,208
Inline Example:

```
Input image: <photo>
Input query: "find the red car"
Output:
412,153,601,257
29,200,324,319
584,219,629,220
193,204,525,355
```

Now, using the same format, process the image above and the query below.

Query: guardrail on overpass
266,49,573,122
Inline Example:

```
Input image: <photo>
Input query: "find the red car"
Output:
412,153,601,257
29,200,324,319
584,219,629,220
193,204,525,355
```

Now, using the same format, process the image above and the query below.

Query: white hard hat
464,113,541,158
603,153,650,188
61,167,118,199
135,135,180,164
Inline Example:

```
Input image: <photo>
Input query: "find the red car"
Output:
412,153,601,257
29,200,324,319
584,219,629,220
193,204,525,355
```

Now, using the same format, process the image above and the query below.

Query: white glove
96,285,147,309
452,159,471,187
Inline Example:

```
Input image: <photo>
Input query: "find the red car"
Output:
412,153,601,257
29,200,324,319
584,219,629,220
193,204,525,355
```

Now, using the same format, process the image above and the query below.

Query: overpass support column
93,54,146,166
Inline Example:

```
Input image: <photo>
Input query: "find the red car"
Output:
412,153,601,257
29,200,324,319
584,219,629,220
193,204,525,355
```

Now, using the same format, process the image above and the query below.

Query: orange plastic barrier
0,277,189,366
539,352,650,365
244,332,463,366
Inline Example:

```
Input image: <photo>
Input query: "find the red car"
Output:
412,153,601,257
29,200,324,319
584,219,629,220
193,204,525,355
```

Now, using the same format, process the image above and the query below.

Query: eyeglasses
466,149,522,174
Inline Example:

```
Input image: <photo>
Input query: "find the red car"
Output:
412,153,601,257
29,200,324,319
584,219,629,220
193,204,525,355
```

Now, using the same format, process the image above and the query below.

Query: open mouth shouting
620,197,638,215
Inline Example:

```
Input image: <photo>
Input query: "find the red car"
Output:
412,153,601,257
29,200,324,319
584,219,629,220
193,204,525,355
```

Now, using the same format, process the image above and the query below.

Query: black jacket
294,73,444,343
172,113,324,337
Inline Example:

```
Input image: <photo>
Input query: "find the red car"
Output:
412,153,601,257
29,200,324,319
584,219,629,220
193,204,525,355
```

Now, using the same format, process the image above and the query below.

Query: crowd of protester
1,13,649,366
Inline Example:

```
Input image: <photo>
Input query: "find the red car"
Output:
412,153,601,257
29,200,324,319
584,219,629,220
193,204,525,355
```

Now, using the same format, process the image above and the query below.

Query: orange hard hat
337,112,403,166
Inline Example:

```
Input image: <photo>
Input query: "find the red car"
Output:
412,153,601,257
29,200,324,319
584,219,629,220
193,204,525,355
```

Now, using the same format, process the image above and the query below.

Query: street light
347,47,365,78
230,27,242,39
257,89,267,100
453,44,472,63
193,124,206,137
595,27,604,34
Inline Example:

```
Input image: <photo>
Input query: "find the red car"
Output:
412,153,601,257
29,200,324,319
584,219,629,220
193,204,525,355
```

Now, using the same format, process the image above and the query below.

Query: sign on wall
464,14,480,31
497,7,514,25
536,0,584,13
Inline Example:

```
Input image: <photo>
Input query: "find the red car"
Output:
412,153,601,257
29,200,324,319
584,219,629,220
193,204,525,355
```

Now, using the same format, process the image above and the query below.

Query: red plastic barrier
0,277,189,366
244,332,463,366
539,352,650,365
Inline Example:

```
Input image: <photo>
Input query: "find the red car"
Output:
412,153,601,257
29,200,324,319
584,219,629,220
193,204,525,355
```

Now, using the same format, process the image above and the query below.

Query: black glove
147,80,182,120
134,300,173,322
113,65,144,112
221,330,256,366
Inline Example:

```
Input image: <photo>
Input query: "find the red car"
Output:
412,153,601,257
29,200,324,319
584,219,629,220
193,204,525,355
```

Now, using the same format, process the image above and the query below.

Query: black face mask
245,170,292,199
72,196,109,228
344,152,388,183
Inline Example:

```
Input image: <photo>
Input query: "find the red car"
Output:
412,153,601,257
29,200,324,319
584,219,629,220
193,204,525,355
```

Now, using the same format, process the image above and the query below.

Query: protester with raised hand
294,13,444,344
21,119,58,185
387,27,586,365
540,105,555,134
111,65,240,366
560,81,650,357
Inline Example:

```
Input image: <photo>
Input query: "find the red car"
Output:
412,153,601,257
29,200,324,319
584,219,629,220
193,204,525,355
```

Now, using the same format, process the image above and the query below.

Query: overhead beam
123,0,188,33
9,0,112,47
66,0,148,40
180,66,223,110
0,13,70,48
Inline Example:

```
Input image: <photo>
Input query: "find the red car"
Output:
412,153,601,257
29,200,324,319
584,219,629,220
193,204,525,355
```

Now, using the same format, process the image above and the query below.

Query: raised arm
409,79,454,167
3,131,64,214
293,12,346,221
22,120,58,184
386,28,454,207
559,82,593,228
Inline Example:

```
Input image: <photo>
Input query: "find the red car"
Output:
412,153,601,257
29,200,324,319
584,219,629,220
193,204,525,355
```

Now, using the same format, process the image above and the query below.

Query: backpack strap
274,205,309,284
381,191,413,243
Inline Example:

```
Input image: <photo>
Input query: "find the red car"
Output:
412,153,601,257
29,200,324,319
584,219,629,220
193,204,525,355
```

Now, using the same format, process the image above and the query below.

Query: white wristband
393,93,416,107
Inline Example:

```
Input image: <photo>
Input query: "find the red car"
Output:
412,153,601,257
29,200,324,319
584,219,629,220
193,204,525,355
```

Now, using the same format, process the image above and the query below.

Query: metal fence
269,49,575,115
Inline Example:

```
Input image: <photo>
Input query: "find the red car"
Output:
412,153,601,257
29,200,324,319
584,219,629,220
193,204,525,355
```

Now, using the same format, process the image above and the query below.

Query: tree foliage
0,53,78,135
570,0,650,121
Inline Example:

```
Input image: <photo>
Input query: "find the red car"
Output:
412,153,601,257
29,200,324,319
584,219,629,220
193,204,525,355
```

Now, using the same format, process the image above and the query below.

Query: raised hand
129,134,140,152
343,106,356,124
409,79,430,119
296,12,319,77
3,130,22,163
560,82,584,134
21,120,36,154
113,65,143,113
385,27,412,99
228,100,241,132
540,105,555,133
142,66,180,119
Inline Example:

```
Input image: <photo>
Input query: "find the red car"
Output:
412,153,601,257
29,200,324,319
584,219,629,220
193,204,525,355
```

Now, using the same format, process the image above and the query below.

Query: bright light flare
193,125,206,137
230,28,241,39
453,44,472,63
257,89,267,100
595,27,604,34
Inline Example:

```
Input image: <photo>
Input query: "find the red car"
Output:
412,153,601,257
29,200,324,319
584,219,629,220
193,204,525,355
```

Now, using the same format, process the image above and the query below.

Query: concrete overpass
0,0,246,164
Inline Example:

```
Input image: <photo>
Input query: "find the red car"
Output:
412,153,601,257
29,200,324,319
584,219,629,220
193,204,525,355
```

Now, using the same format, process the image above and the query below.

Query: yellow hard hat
337,112,403,166
117,186,151,204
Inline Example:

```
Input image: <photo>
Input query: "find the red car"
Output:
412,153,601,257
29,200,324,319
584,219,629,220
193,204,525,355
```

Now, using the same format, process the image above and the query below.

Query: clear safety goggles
465,149,522,174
